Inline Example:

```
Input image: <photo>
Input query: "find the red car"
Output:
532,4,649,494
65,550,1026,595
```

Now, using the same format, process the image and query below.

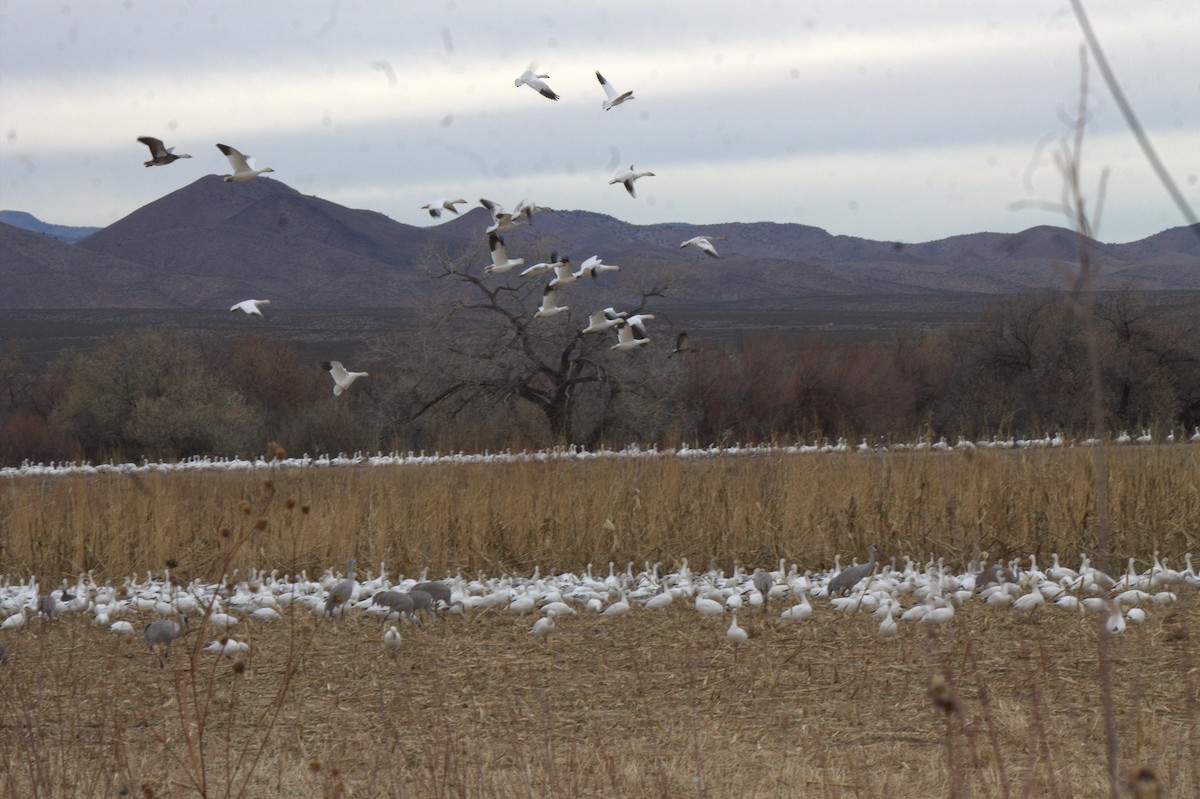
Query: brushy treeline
1,290,1198,465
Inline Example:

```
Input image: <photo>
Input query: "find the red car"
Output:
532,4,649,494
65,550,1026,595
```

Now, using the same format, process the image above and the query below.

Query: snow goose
548,260,577,288
322,361,369,396
420,198,468,218
609,164,655,198
137,136,191,167
514,198,550,224
383,625,402,652
573,255,620,280
484,232,525,274
515,69,560,100
521,253,568,278
595,71,634,110
230,299,270,317
680,235,724,258
479,198,529,234
726,610,748,646
581,308,626,334
611,319,650,351
531,609,557,643
216,143,275,182
534,285,569,318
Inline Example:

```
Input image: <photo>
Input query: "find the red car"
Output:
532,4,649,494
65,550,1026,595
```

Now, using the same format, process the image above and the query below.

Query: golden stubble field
1,445,1198,797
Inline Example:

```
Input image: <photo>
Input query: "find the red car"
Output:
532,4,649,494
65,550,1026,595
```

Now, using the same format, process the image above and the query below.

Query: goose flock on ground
1,549,1195,665
133,64,728,399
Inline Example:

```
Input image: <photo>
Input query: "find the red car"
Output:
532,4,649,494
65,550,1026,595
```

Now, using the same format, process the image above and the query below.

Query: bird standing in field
609,164,655,198
230,299,271,318
322,361,369,396
383,625,402,653
216,143,275,182
515,69,560,100
144,615,188,668
137,136,191,167
727,610,749,646
595,71,634,110
828,545,876,597
324,558,357,617
531,609,556,644
680,235,724,258
752,568,773,613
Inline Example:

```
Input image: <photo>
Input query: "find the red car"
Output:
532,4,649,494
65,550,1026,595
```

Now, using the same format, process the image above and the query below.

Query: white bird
695,595,724,617
484,232,525,274
531,609,557,643
680,235,723,258
204,638,250,656
230,299,270,317
726,610,749,646
573,255,620,281
322,361,369,396
548,260,577,288
595,71,634,110
514,198,549,224
216,143,275,182
535,285,569,318
609,164,656,198
611,319,650,351
521,253,568,278
515,69,560,100
137,136,191,167
602,590,631,617
581,308,626,334
420,198,468,218
479,198,529,234
383,625,402,652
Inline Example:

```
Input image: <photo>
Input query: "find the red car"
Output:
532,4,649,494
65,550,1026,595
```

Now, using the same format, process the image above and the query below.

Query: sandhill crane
322,361,369,396
669,331,693,356
144,615,188,667
595,71,634,110
216,143,274,182
137,136,191,167
752,568,773,612
408,590,439,624
412,581,459,611
609,164,655,198
324,558,357,617
372,590,417,624
828,545,876,597
0,640,7,665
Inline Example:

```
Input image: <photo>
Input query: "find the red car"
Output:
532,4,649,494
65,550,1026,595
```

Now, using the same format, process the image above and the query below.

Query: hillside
0,210,101,243
1,176,1195,309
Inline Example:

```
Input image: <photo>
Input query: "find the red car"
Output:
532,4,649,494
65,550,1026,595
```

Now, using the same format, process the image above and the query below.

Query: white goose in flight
535,285,569,318
573,255,620,280
420,198,468,218
595,71,634,111
521,253,568,278
609,165,655,198
611,319,651,351
581,308,626,334
137,136,191,167
216,143,275,182
230,299,271,317
479,198,529,234
680,235,724,258
322,361,369,396
484,233,525,274
548,260,577,288
515,69,560,101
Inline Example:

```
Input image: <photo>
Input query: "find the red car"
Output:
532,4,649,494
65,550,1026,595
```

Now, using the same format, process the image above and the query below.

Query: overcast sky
1,1,1196,243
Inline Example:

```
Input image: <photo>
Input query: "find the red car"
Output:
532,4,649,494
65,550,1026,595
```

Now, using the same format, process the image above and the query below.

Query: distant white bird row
513,68,635,111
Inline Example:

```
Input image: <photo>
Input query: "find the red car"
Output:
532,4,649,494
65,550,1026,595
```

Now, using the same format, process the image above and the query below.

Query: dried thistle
1129,767,1162,799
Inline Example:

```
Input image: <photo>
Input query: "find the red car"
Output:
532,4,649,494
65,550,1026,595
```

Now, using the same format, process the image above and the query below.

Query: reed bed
2,445,1198,582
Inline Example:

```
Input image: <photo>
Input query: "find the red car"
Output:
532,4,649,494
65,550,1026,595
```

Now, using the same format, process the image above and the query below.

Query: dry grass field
2,445,1199,797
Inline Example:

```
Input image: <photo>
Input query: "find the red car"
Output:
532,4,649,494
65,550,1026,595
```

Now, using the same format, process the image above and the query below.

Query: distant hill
1,176,1196,309
0,210,101,243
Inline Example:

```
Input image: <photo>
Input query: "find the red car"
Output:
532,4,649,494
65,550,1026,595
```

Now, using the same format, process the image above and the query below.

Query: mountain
2,176,1195,310
0,211,101,243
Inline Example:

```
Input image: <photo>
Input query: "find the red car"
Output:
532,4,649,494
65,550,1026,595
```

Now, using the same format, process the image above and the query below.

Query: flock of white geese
1,549,1195,665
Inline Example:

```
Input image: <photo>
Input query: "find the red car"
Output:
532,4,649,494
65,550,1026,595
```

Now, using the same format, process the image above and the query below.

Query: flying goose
514,198,550,224
515,69,560,100
680,235,724,258
521,253,568,278
611,318,651,350
420,198,469,218
573,255,620,280
581,308,626,334
216,143,275,182
535,285,569,318
595,71,634,110
322,361,369,396
479,198,529,234
609,164,655,198
137,136,191,167
547,260,577,288
484,232,525,274
230,299,270,317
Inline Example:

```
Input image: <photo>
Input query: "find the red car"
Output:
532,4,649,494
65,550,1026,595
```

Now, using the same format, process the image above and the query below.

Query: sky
0,1,1197,244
